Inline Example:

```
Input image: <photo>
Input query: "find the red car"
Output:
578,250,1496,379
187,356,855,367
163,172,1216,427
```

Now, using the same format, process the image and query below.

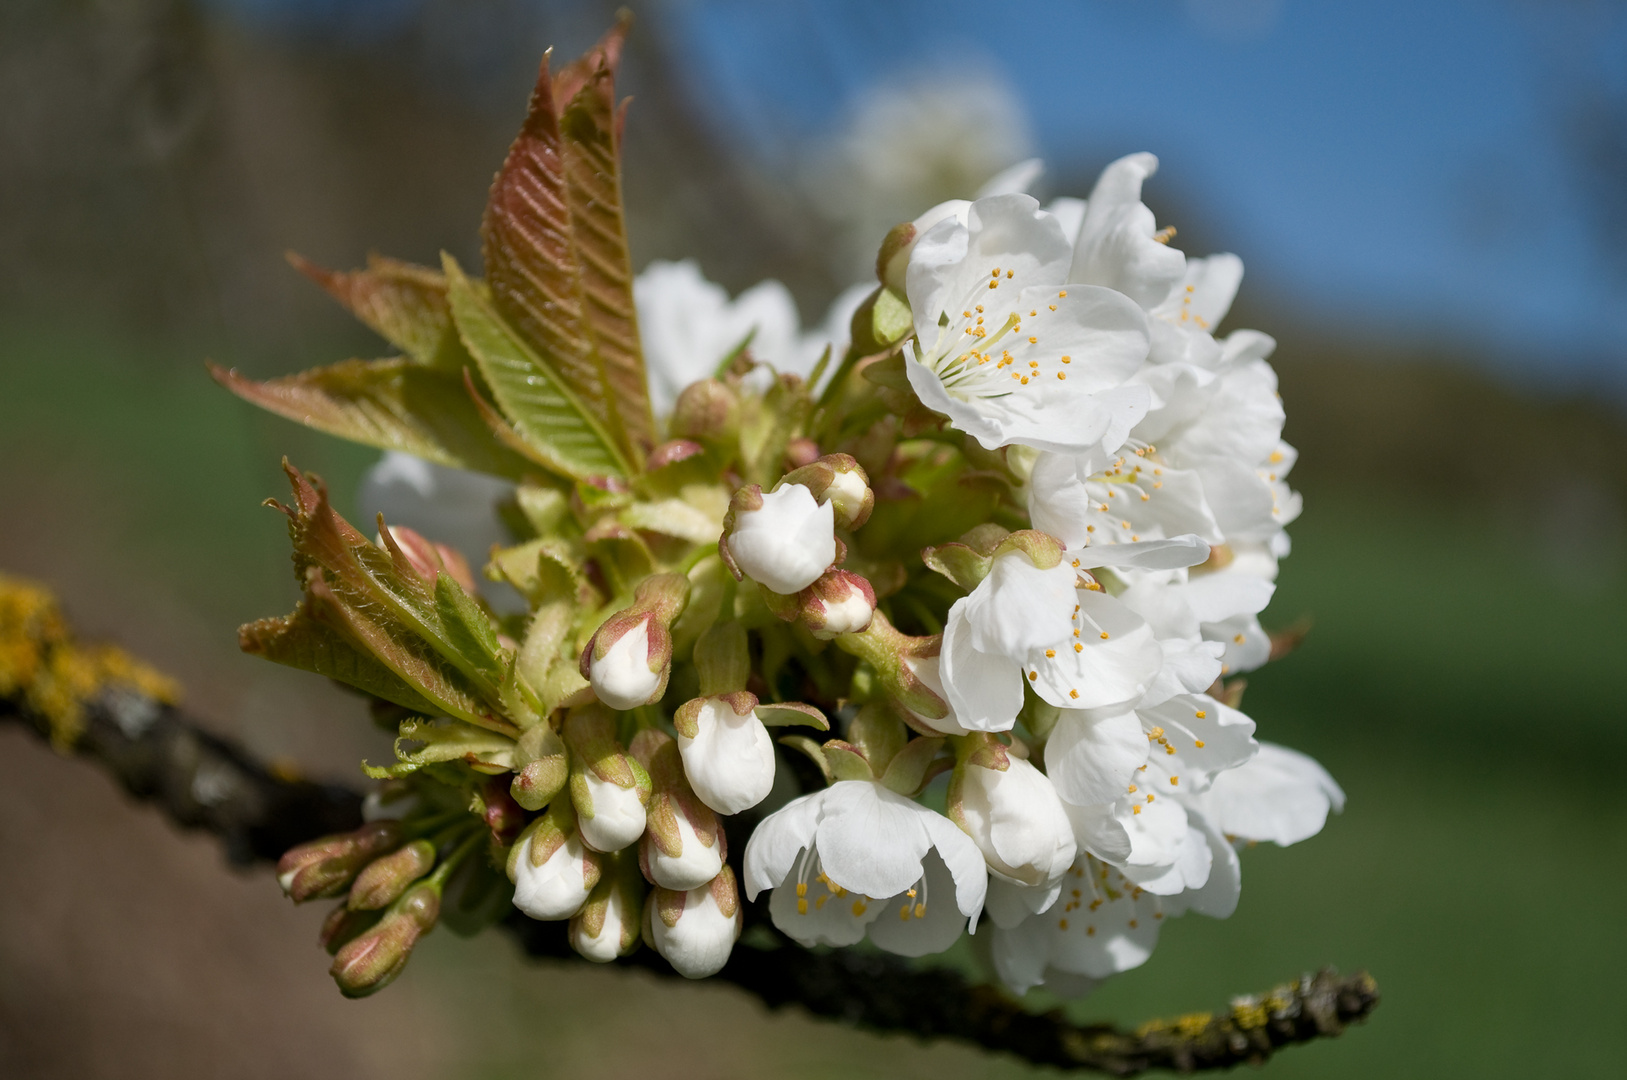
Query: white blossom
725,484,836,594
587,617,663,711
951,755,1076,915
744,781,987,958
576,770,648,854
676,696,778,816
903,194,1151,455
644,873,742,979
511,830,596,921
938,549,1162,731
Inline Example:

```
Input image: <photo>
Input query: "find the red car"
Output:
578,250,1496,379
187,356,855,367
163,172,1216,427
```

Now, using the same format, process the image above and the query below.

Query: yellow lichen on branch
0,574,181,750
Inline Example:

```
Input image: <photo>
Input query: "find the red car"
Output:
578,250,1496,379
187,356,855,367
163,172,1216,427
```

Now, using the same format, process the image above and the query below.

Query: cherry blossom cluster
315,152,1343,998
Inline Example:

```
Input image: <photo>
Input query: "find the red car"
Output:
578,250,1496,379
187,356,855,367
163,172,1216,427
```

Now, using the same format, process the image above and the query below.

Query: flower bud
947,737,1075,890
644,866,742,979
720,483,835,595
329,882,440,998
799,569,877,639
378,524,477,594
319,903,380,955
507,798,604,920
674,691,776,815
779,453,874,530
879,199,970,294
479,775,529,845
510,723,569,811
565,705,652,853
670,378,739,445
580,573,690,710
631,730,725,890
348,839,436,911
276,821,404,903
569,851,645,962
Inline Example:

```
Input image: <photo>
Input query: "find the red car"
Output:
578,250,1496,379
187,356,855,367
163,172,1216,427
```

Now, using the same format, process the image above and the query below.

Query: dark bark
1,581,1378,1075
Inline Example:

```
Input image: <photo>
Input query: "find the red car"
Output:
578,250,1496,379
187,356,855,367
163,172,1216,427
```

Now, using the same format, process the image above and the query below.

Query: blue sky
662,0,1626,391
214,0,1627,392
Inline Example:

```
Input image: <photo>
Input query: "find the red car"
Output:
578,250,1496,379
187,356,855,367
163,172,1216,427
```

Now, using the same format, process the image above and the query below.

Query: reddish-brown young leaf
209,358,537,481
287,253,466,370
481,14,653,470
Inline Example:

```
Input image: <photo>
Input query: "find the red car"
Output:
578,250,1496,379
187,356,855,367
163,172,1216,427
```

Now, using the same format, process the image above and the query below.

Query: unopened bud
631,730,725,890
378,523,477,594
510,723,569,811
479,775,528,844
670,378,739,445
319,903,380,955
879,199,970,294
565,705,652,853
348,839,436,911
948,736,1075,893
779,453,874,530
580,573,690,710
276,821,403,903
507,798,603,920
673,691,775,815
569,851,645,962
784,437,821,470
329,882,440,998
799,569,877,639
720,484,836,595
644,866,742,979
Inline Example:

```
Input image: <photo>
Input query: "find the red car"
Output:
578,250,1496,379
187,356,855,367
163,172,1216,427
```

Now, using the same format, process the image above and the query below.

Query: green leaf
480,15,654,466
394,716,516,768
238,604,444,716
210,358,538,481
288,252,468,370
434,573,504,681
444,255,629,482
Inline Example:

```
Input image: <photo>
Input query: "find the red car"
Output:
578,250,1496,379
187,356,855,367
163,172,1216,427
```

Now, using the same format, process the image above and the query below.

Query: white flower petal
1046,707,1148,806
742,790,824,899
1192,741,1344,846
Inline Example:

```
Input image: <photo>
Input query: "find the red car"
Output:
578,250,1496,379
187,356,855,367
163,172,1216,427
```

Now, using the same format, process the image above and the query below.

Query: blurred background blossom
1,1,1624,1078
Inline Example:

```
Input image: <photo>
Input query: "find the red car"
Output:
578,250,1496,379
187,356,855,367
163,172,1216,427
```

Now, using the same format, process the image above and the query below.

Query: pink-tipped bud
799,569,877,639
508,798,603,921
780,453,874,530
631,730,725,891
329,882,440,998
348,839,436,911
379,524,478,594
276,821,404,903
565,705,653,853
580,573,690,711
569,851,646,962
644,867,742,979
479,775,529,845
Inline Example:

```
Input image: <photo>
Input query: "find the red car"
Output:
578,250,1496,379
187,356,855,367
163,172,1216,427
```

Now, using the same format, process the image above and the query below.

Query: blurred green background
2,2,1624,1078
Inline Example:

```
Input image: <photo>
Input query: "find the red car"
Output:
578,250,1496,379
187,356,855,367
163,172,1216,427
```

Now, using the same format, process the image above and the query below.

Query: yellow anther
1069,689,1079,699
1195,710,1207,719
797,899,808,914
1128,784,1137,793
1195,739,1205,748
1049,304,1057,310
1058,918,1069,929
1028,336,1038,344
1029,670,1038,681
1086,925,1096,936
852,899,868,916
1061,355,1072,364
1059,290,1068,297
1006,269,1014,278
1099,631,1110,640
1073,643,1083,653
1045,649,1056,658
914,903,925,918
1170,776,1179,785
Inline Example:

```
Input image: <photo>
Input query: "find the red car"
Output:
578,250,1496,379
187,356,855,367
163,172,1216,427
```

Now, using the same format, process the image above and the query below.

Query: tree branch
1,572,1378,1073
